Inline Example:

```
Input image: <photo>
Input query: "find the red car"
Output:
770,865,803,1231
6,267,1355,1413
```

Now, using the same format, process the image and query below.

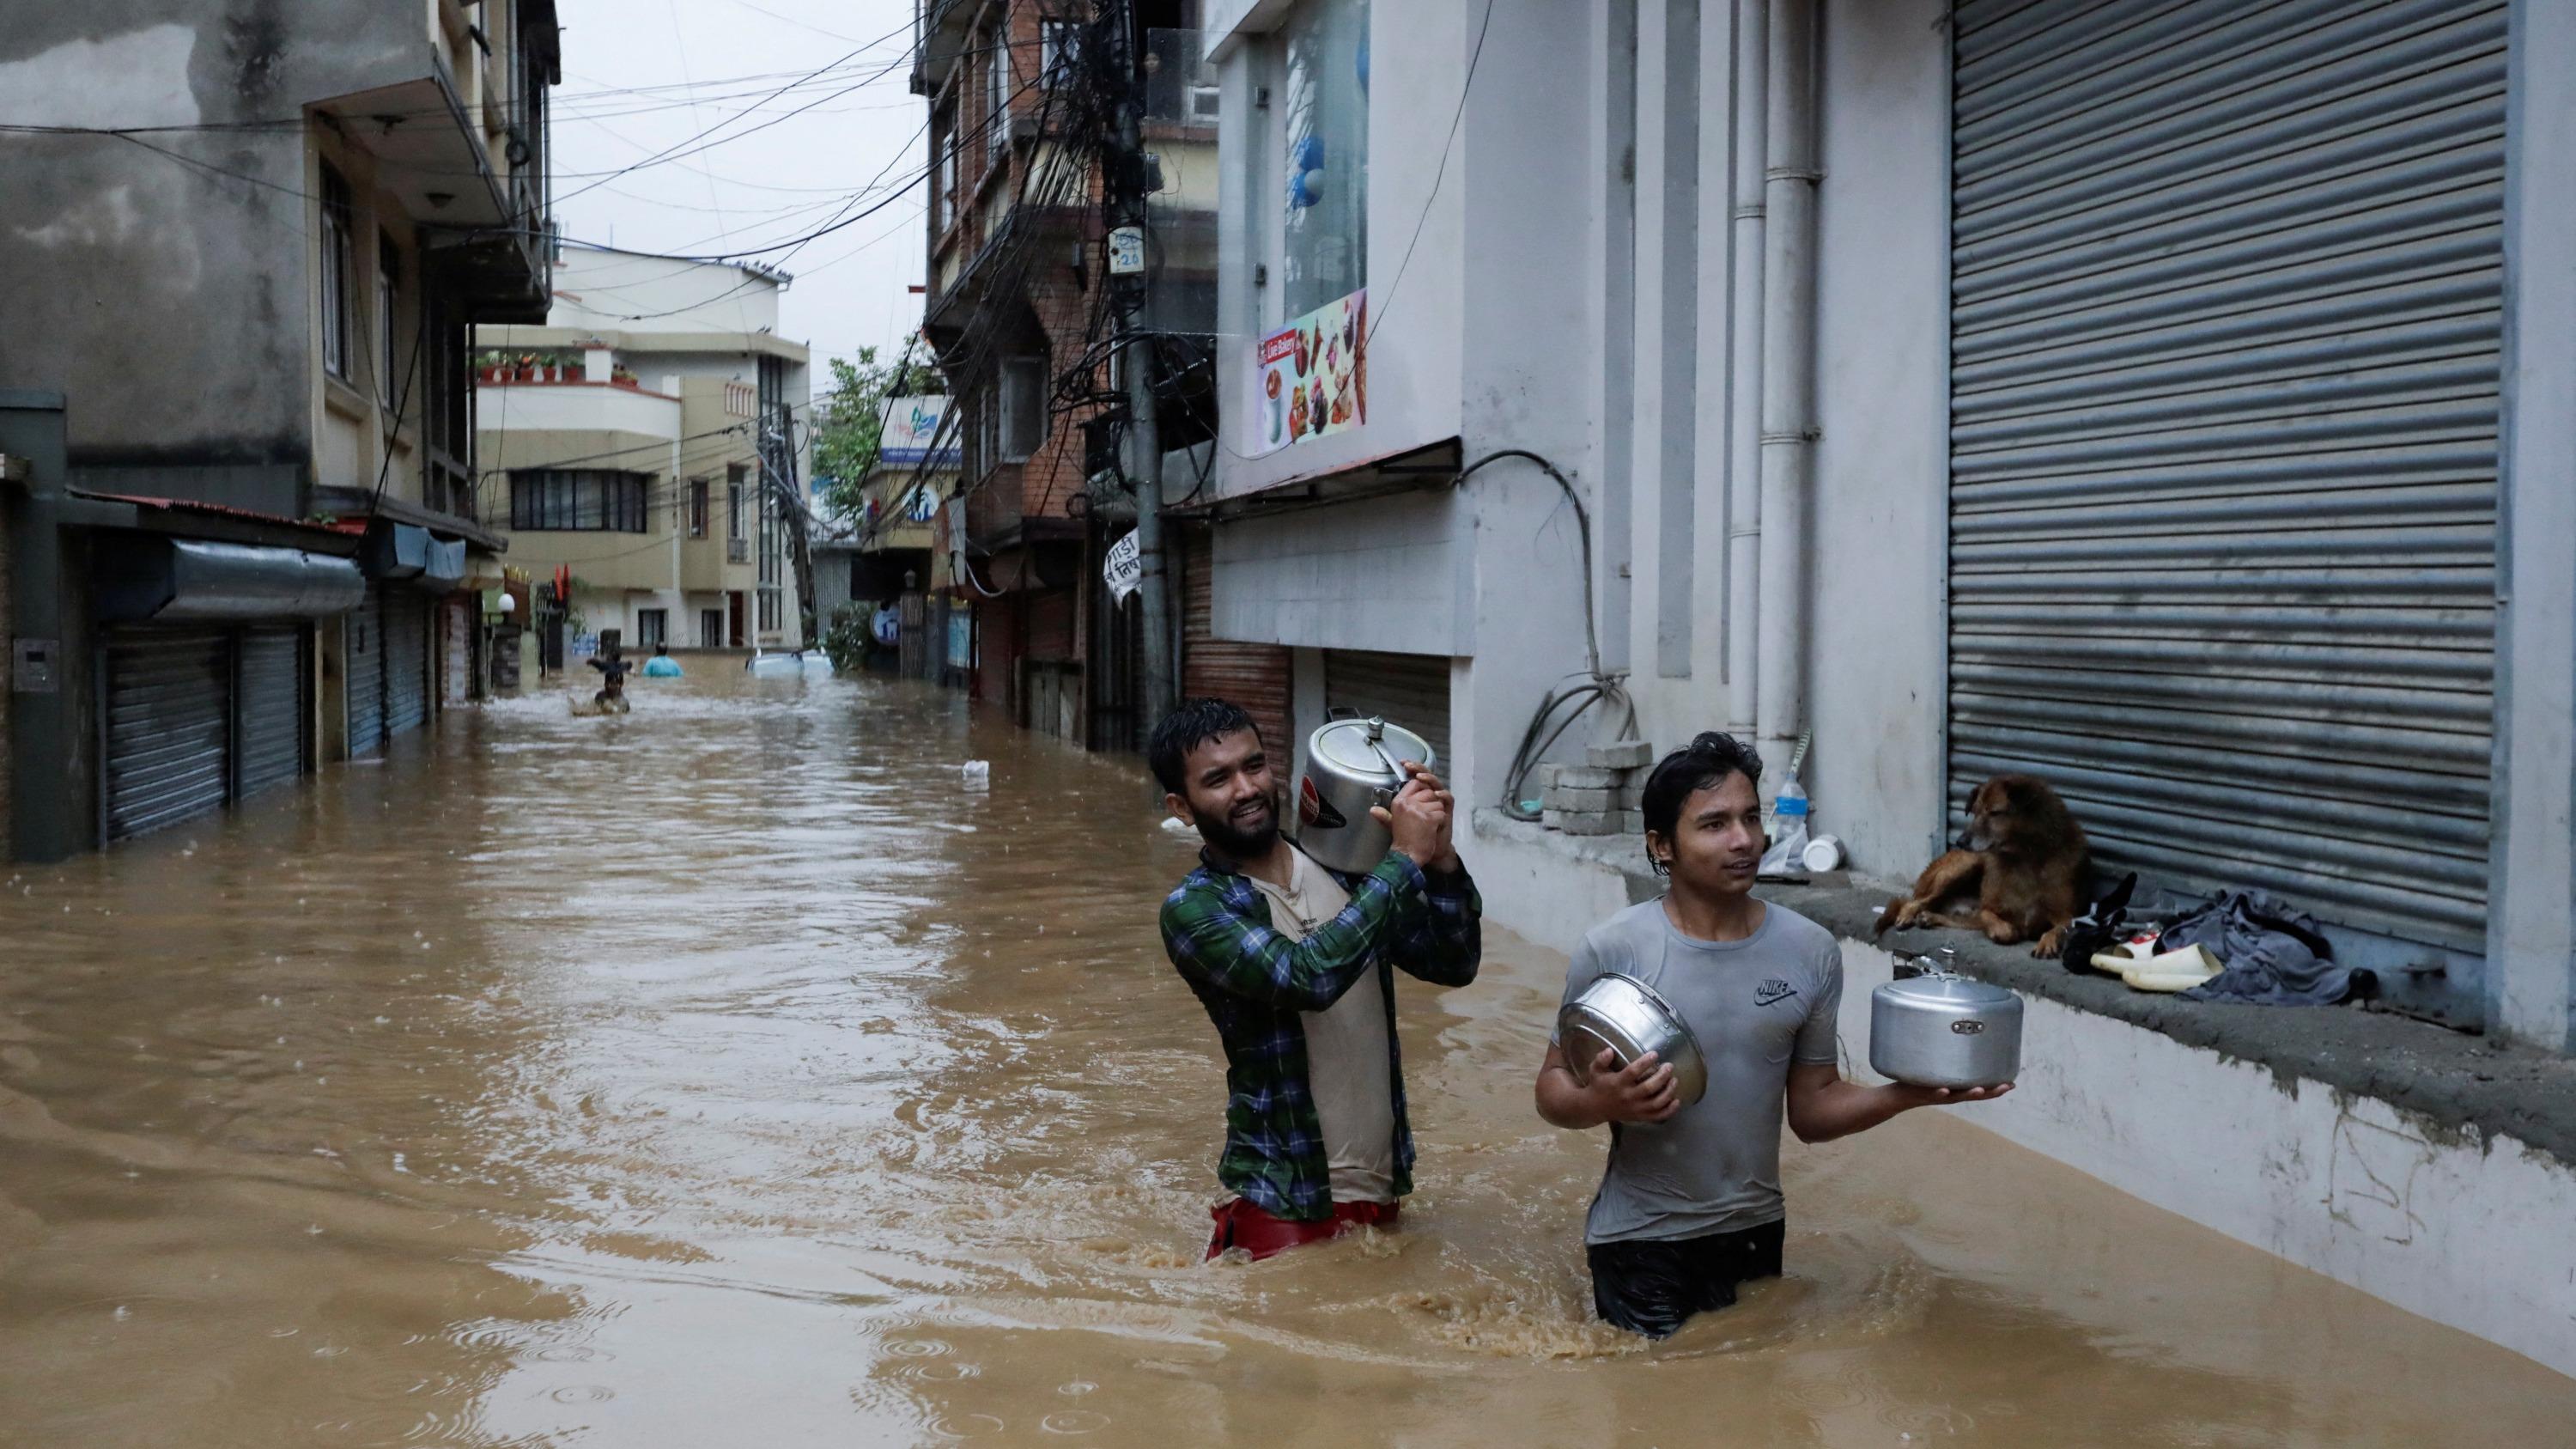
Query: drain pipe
1754,0,1819,765
1722,0,1768,736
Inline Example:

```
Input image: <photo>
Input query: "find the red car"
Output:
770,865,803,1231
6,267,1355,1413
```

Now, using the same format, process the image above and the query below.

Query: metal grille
234,624,307,800
383,589,430,738
1322,648,1450,770
1182,531,1291,760
346,592,385,758
102,626,231,843
1948,0,2506,951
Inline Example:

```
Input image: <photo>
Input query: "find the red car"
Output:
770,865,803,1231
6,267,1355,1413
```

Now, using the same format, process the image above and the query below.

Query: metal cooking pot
1869,953,2024,1088
1558,972,1709,1108
1297,715,1435,874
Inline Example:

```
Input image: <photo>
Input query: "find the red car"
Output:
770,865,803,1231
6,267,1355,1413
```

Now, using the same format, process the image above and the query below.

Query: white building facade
1197,0,2576,1375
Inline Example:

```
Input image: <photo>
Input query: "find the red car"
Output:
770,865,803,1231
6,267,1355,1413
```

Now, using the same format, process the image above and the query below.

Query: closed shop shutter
346,588,385,757
1182,531,1291,758
383,589,430,738
1947,0,2504,952
234,624,307,800
102,626,231,843
1323,648,1450,770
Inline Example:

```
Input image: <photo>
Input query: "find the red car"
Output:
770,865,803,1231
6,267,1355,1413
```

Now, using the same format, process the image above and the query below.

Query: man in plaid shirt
1152,698,1483,1261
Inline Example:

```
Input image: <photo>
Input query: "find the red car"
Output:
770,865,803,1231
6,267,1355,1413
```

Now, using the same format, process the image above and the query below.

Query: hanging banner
1249,287,1365,458
1103,529,1142,605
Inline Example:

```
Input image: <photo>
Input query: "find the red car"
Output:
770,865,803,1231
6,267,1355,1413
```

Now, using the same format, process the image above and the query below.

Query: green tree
812,339,939,522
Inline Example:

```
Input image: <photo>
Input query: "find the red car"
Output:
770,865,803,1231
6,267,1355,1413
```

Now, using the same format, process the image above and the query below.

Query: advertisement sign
878,395,959,467
1103,529,1141,605
1249,288,1365,457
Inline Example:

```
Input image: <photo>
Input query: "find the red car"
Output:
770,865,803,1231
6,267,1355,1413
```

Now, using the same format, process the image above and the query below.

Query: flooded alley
1,672,2570,1447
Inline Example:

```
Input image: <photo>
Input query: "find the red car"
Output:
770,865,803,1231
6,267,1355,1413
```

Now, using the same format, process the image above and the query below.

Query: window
700,608,724,648
985,27,1011,160
758,588,782,633
508,470,650,532
931,100,958,233
376,234,401,407
637,609,667,650
319,164,354,380
1042,21,1082,87
1276,0,1370,323
999,356,1046,461
690,478,709,537
727,466,746,536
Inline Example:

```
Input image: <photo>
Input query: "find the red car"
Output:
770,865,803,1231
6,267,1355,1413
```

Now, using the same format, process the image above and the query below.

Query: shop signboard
1249,288,1364,457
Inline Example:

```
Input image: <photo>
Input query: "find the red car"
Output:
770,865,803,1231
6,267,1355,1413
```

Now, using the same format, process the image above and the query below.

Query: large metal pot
1297,715,1435,874
1869,956,2024,1088
1558,972,1710,1108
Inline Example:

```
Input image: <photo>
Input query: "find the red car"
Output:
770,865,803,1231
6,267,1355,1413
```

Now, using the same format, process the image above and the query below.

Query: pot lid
1310,716,1434,779
1879,973,2020,1009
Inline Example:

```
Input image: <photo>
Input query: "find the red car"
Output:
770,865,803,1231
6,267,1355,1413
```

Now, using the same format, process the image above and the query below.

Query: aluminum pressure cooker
1868,952,2024,1089
1297,715,1436,874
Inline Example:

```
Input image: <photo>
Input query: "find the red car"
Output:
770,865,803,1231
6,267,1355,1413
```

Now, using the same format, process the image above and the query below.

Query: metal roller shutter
1182,531,1291,758
234,624,307,800
383,589,429,738
1947,0,2505,952
1322,648,1450,770
102,626,231,843
346,589,384,757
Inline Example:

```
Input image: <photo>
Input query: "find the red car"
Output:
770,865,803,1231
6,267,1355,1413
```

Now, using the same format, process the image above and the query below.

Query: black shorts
1586,1218,1786,1338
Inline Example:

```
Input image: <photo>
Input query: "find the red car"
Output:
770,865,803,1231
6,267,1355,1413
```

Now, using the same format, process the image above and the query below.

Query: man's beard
1193,794,1280,860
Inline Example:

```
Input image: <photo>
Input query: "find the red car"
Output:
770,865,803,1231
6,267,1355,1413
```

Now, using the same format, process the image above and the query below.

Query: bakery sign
1249,288,1365,458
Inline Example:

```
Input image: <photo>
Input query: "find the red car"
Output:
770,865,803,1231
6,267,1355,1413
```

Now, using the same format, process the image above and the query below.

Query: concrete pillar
2488,0,2576,1052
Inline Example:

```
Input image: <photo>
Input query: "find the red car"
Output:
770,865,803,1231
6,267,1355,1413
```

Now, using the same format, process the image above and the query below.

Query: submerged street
2,673,2570,1446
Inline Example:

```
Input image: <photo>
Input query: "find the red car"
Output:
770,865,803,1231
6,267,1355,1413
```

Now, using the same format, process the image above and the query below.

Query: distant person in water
641,643,683,678
584,651,633,713
1151,697,1481,1262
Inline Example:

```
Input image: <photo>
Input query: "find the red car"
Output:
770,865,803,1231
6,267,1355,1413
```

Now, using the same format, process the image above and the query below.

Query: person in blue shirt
641,643,683,679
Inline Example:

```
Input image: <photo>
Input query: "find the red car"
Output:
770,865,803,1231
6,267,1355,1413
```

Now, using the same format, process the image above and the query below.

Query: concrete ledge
1470,807,2576,1173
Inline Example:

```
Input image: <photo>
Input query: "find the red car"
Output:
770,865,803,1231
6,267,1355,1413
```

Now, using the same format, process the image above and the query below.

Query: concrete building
914,0,1226,748
814,393,958,679
1,1,559,859
1198,0,2576,1376
474,247,810,659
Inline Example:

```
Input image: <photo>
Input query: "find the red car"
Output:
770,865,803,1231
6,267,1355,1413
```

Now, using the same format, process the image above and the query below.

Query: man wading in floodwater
1536,732,2013,1337
1153,698,1483,1261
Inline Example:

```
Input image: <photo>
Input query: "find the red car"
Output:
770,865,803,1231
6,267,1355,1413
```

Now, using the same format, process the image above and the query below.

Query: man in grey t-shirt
1535,734,2013,1337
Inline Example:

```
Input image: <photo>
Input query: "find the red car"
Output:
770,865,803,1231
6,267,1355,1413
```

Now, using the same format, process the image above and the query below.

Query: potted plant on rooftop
514,352,538,383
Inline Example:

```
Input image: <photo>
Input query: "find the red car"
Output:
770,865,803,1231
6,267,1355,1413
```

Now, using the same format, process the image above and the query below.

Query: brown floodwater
1,669,2568,1446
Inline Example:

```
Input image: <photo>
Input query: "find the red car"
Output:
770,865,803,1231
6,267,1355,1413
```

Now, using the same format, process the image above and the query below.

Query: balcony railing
727,537,750,563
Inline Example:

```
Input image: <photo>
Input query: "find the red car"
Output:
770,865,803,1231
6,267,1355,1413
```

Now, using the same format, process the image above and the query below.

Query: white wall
472,381,683,438
548,249,784,336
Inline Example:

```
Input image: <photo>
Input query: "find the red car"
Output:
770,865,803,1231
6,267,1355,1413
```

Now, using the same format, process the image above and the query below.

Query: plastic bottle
1760,775,1810,874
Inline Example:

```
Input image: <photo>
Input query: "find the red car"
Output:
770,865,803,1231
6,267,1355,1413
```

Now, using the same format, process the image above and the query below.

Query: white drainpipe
1754,0,1819,764
1723,0,1768,736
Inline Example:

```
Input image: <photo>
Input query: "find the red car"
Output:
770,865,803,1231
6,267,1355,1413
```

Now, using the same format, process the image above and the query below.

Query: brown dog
1874,774,2088,958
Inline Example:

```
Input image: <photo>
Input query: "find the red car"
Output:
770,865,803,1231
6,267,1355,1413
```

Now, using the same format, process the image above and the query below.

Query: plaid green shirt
1160,844,1482,1221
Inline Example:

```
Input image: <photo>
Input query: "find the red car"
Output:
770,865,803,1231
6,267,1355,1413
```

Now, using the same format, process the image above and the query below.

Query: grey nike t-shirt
1555,899,1844,1245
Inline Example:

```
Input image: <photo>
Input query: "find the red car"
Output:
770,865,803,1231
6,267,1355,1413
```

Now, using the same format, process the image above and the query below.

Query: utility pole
1106,0,1175,731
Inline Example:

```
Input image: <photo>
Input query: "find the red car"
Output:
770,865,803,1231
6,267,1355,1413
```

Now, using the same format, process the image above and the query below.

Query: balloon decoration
1288,135,1327,210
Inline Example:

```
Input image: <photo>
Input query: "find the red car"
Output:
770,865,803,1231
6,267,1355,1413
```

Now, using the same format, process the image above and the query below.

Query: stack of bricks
1540,739,1656,837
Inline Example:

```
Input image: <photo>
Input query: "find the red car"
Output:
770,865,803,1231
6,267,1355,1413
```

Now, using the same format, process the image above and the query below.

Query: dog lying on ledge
1874,773,2088,959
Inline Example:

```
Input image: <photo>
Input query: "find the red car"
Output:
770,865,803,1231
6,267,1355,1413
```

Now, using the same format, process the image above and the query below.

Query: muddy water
0,671,2567,1446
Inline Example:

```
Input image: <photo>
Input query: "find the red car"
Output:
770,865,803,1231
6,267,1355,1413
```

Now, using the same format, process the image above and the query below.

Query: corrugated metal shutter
102,626,231,843
1323,648,1450,770
383,589,429,738
1182,531,1291,758
234,624,307,800
346,588,384,757
1947,0,2504,952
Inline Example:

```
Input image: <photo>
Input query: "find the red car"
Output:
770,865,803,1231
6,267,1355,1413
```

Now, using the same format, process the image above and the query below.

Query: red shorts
1206,1196,1400,1262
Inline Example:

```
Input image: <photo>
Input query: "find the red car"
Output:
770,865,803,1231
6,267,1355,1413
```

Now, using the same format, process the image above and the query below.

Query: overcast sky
550,0,930,372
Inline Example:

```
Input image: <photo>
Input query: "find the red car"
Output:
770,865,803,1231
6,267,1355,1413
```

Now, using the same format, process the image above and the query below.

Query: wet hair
654,642,669,654
1148,697,1263,794
1639,732,1764,874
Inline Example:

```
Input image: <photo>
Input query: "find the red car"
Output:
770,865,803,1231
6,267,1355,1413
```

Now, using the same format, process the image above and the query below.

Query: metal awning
94,536,366,622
